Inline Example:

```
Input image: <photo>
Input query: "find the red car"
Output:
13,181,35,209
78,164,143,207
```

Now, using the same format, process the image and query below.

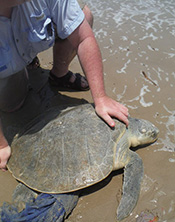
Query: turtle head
128,117,159,147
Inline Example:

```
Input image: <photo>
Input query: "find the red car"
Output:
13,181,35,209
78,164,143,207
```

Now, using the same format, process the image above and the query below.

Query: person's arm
0,119,11,171
68,19,129,127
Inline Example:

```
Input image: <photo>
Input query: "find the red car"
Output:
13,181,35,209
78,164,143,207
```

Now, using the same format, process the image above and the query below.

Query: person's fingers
118,104,129,117
94,96,129,127
0,145,11,171
0,160,7,171
100,104,128,127
116,112,129,127
1,168,7,172
101,113,115,128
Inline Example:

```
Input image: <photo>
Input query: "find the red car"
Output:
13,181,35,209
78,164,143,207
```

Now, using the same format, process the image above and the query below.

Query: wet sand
1,0,175,221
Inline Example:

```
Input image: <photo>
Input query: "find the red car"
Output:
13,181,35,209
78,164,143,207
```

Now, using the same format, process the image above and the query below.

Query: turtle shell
8,104,126,193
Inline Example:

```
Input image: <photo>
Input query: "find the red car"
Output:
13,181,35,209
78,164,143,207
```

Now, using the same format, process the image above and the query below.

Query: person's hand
0,145,11,171
94,95,129,127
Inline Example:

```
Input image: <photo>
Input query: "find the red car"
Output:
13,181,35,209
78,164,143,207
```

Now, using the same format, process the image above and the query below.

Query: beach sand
0,0,175,221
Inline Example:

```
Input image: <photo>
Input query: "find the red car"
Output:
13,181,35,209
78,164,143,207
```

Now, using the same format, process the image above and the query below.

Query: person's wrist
0,140,9,150
93,94,107,106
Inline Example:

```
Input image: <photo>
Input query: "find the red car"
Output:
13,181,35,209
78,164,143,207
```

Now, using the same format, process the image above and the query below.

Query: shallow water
0,0,175,221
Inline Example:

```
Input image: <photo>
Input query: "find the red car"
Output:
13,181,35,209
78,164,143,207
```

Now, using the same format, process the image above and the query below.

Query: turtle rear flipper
117,151,144,221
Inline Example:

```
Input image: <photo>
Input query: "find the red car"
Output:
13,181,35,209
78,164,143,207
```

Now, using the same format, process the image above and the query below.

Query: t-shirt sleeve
47,0,85,39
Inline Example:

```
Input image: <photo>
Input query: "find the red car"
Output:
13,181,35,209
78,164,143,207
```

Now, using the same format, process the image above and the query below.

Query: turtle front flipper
116,151,144,221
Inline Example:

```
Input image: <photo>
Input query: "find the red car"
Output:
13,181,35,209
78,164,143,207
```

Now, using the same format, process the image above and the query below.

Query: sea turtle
7,103,159,221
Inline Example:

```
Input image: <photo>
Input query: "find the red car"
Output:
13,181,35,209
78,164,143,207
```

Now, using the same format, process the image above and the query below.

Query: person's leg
49,5,93,90
0,69,29,112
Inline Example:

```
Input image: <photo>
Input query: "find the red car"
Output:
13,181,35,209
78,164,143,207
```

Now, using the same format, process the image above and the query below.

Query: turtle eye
140,128,146,133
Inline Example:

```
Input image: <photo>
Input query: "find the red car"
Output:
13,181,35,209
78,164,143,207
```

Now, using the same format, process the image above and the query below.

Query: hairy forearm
68,19,107,103
77,35,107,103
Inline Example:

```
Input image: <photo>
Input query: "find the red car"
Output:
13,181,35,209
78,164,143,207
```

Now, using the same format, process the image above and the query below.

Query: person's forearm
68,19,107,104
0,119,8,149
77,35,107,103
